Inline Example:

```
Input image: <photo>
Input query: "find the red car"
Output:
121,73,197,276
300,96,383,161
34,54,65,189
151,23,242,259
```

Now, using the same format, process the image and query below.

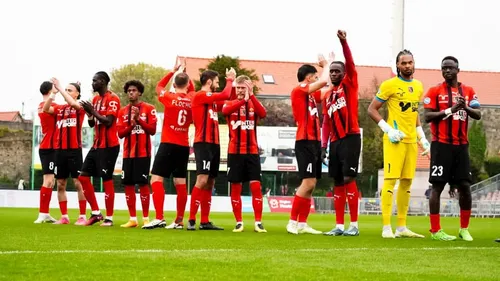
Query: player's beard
401,68,414,78
210,85,217,92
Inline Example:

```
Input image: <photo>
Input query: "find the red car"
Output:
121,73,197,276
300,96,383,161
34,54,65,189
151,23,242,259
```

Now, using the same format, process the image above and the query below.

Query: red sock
200,188,212,224
290,194,301,221
103,180,115,217
139,185,150,218
124,185,136,218
59,200,68,216
298,196,312,223
250,181,263,222
345,181,359,223
151,181,165,220
334,185,346,224
430,213,441,233
230,183,243,222
39,186,52,213
78,200,86,216
175,184,187,222
460,209,471,229
78,176,99,212
189,186,202,221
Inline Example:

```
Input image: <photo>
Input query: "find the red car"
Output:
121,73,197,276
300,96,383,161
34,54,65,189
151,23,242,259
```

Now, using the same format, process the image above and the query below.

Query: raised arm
222,100,245,116
156,71,175,95
338,30,357,81
250,95,266,118
42,95,55,114
307,54,333,94
195,77,234,105
51,78,82,110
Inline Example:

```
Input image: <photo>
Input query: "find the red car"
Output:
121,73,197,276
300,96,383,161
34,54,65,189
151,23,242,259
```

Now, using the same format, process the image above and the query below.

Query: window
262,74,275,84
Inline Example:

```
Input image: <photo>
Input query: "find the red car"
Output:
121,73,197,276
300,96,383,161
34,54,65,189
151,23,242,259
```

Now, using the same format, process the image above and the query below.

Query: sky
1,0,499,119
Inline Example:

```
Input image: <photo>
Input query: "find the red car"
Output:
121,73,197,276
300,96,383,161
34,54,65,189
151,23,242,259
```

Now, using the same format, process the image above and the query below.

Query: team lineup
33,30,491,240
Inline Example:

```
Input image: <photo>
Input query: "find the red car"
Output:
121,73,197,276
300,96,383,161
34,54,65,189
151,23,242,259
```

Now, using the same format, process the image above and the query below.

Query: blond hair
235,75,251,84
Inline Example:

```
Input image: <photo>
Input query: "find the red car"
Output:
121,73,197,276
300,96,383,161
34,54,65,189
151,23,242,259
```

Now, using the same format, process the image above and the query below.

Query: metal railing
313,197,500,218
470,173,500,197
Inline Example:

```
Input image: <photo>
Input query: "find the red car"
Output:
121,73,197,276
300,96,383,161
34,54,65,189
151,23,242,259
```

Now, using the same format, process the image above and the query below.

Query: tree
356,77,385,196
193,55,260,124
109,63,169,111
194,55,259,92
469,120,488,182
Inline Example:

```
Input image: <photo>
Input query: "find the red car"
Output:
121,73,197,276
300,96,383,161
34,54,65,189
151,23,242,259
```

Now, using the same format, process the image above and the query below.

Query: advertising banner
32,113,362,174
266,196,315,213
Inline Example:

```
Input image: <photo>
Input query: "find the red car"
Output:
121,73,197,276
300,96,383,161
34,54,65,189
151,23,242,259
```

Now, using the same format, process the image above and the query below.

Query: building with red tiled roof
179,56,500,170
0,111,24,122
180,56,500,105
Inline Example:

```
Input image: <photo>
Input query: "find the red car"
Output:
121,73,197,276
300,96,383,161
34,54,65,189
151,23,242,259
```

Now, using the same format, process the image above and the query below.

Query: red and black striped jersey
191,80,233,144
117,102,157,158
54,104,85,150
91,91,120,149
222,95,266,154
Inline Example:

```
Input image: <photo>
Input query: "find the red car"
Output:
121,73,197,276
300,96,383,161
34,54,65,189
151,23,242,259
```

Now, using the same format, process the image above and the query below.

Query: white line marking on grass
0,247,498,255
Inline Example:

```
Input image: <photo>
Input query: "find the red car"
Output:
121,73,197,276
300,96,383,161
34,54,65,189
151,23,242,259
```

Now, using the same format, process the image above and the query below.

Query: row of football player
34,30,489,241
34,56,275,232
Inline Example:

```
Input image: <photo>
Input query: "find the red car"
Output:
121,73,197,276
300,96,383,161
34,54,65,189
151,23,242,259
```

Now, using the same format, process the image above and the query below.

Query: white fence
314,197,500,218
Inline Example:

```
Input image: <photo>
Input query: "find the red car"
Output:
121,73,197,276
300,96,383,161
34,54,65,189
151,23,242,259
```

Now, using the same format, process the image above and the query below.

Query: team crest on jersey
408,86,413,93
423,97,431,104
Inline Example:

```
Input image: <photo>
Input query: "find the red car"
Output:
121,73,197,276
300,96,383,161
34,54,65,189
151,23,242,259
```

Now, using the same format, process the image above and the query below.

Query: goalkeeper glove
378,120,405,143
417,126,430,156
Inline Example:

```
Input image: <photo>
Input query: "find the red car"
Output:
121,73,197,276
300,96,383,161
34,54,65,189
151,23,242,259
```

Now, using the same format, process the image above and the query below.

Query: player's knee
302,178,316,190
56,180,66,192
43,175,55,189
458,182,471,196
150,175,163,185
73,178,83,191
383,179,397,190
173,177,186,186
431,183,446,193
196,175,209,188
399,179,412,190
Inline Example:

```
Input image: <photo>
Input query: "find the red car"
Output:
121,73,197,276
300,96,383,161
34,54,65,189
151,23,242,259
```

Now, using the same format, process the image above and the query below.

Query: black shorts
55,149,83,179
151,143,189,179
328,134,361,186
39,149,56,175
122,157,151,185
429,141,471,184
81,146,120,180
194,142,220,178
295,140,322,180
227,154,261,183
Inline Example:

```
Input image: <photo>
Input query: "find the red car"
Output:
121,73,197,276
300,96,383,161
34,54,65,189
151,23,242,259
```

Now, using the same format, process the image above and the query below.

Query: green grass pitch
0,208,499,281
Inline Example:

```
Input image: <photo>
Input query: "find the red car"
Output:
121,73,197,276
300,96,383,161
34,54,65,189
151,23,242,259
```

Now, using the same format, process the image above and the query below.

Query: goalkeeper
367,50,429,239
